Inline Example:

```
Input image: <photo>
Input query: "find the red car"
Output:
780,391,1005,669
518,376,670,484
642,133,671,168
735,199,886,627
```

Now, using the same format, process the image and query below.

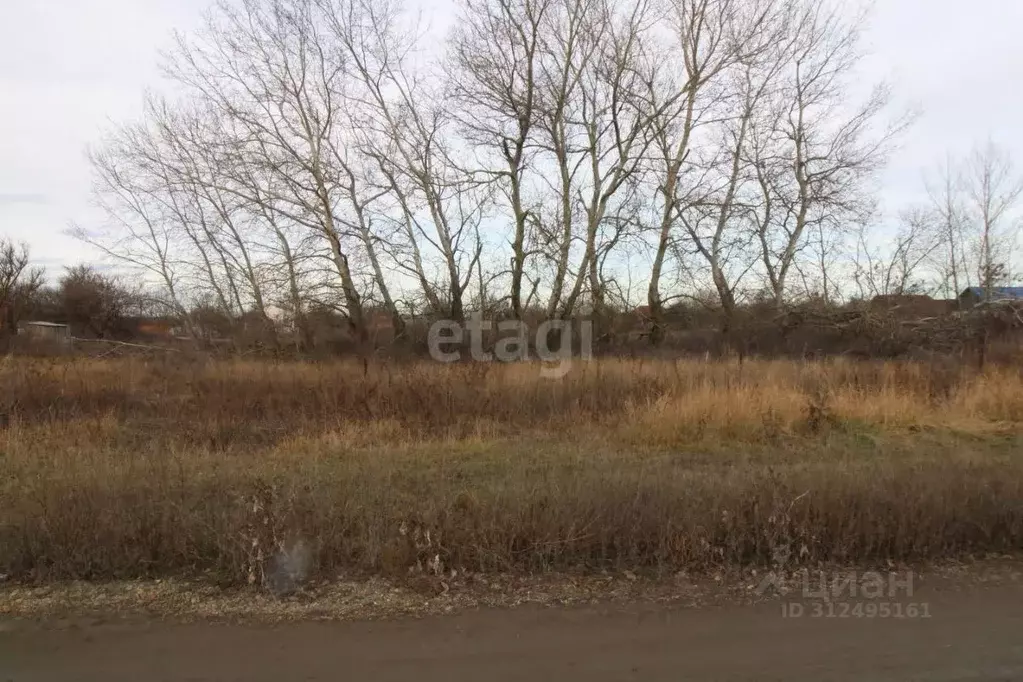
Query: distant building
17,321,72,347
959,287,1023,308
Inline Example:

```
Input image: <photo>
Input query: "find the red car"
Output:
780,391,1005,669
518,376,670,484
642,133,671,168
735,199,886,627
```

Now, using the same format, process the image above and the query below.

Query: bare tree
452,0,668,321
673,53,776,334
246,174,319,349
852,211,936,300
59,264,142,339
963,141,1022,299
77,134,198,337
134,102,247,321
449,0,550,320
166,0,373,343
645,0,777,342
0,239,44,334
922,155,970,301
158,106,280,341
752,0,904,310
73,0,932,352
322,0,487,324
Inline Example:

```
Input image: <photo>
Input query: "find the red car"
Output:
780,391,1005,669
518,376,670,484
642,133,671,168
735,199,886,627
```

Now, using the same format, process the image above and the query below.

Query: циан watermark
756,569,932,619
428,315,592,378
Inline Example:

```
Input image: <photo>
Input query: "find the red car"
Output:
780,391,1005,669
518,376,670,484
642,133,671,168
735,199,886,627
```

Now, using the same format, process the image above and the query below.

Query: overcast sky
2,0,1022,273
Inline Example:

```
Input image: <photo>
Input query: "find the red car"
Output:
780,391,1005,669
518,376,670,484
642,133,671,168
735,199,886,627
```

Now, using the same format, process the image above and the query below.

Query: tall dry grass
1,355,1022,585
3,355,1021,441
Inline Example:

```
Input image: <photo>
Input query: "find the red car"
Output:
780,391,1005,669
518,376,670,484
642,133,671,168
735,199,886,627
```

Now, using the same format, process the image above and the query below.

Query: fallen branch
72,337,181,353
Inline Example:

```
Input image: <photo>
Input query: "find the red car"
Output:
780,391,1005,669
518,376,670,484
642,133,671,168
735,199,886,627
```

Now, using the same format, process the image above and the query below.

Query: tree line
8,0,1021,350
0,243,147,340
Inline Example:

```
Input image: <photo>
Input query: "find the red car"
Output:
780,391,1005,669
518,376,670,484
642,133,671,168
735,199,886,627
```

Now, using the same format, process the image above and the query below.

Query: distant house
959,287,1023,308
17,321,72,347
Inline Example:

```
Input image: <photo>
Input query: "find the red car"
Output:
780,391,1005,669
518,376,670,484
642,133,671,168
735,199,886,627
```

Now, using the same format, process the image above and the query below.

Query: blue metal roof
962,287,1023,299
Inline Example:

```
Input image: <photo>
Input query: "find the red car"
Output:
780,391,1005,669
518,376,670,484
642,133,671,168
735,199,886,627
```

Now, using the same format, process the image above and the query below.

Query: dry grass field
2,355,1022,586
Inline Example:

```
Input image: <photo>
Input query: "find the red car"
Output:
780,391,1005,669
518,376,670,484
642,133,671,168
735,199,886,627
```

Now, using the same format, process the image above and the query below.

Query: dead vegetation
1,355,1022,588
769,300,1023,360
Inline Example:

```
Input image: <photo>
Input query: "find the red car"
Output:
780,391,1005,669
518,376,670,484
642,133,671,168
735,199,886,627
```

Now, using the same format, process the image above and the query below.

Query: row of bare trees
73,0,1018,347
852,142,1023,302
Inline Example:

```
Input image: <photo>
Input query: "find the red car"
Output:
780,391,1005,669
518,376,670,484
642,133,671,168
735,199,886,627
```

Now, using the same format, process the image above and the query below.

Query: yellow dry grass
1,355,1022,584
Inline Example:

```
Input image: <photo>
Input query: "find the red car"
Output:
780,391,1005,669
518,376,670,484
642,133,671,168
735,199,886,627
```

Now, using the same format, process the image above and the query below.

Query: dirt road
3,580,1022,681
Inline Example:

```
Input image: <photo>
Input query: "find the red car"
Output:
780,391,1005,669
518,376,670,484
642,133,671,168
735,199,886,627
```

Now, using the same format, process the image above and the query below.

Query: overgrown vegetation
2,355,1022,586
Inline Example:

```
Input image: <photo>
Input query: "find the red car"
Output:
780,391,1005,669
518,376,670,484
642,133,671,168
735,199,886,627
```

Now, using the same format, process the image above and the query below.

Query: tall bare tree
449,0,550,319
645,0,778,341
674,53,776,332
167,0,373,342
752,0,903,310
322,0,487,324
454,0,675,320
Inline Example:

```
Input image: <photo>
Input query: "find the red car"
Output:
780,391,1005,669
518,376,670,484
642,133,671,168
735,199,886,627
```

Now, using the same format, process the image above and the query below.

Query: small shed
959,287,1023,308
18,321,72,347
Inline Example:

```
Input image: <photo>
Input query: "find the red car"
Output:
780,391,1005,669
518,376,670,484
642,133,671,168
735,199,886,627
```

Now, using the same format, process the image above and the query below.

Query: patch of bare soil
2,556,1021,628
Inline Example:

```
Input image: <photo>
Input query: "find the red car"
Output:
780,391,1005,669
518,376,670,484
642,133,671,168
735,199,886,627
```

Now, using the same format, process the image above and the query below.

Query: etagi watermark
756,569,931,619
428,316,592,378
